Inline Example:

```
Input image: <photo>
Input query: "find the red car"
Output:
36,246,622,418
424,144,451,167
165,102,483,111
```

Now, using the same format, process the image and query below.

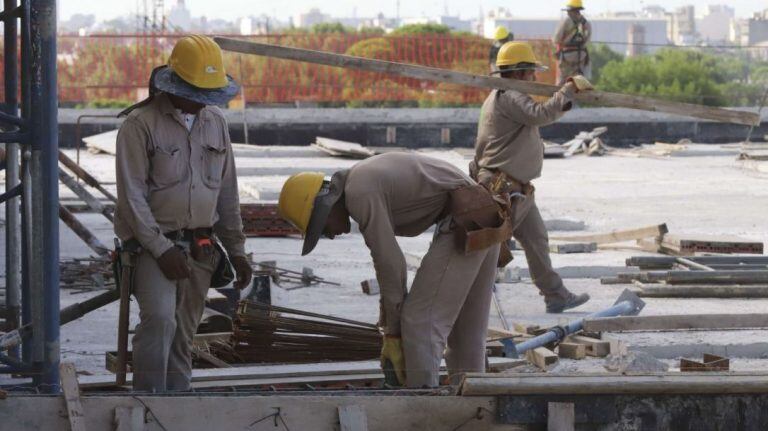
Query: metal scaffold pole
28,0,59,391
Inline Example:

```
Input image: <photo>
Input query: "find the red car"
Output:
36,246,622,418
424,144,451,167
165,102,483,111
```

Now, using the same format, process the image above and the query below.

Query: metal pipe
3,0,21,362
502,289,645,358
29,0,60,392
19,0,32,367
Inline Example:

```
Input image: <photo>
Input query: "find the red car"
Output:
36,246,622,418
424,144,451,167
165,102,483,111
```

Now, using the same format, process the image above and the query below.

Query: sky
59,0,766,23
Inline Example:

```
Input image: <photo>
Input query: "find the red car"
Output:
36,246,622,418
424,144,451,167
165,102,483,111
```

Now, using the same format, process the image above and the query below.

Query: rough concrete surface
1,143,768,379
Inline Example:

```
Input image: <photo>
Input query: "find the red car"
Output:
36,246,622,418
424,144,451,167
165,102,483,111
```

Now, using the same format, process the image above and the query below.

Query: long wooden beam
583,313,768,332
551,224,668,244
215,37,760,127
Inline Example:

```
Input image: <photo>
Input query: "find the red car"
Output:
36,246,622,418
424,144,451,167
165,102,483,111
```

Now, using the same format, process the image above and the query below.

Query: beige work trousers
512,194,565,296
131,249,215,392
556,57,591,86
401,221,500,388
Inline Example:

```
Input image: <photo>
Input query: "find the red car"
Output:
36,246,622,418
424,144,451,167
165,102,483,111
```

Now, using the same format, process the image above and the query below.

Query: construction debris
680,354,729,372
240,203,301,237
256,260,340,288
604,351,669,374
60,258,114,291
313,136,376,159
561,127,608,157
360,279,380,295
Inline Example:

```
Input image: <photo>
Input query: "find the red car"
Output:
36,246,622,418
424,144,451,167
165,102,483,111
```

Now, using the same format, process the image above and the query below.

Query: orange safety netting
4,34,557,106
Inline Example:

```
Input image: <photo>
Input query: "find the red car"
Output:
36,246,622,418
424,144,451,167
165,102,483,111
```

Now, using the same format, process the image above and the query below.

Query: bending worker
553,0,592,85
489,25,513,73
472,41,592,313
115,35,252,392
279,153,509,388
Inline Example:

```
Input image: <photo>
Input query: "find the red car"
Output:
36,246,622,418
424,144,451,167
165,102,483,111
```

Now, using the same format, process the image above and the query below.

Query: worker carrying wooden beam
279,153,509,388
553,0,592,85
114,35,252,392
471,41,591,313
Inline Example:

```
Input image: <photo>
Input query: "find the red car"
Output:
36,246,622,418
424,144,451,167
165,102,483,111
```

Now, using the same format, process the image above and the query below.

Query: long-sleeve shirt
115,93,246,259
343,153,473,334
553,15,592,55
473,86,574,184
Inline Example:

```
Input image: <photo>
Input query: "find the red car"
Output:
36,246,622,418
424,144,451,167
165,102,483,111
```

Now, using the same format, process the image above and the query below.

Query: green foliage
588,43,623,84
596,48,768,106
311,22,354,34
391,23,451,35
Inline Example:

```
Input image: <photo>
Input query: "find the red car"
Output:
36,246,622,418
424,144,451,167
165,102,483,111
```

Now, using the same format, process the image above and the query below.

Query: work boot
544,290,590,313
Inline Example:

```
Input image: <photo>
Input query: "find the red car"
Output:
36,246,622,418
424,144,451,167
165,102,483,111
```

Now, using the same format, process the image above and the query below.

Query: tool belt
449,185,513,254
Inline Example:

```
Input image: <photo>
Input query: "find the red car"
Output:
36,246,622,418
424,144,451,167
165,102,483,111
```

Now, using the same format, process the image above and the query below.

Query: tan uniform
115,93,245,391
473,87,572,298
553,16,592,85
344,153,500,387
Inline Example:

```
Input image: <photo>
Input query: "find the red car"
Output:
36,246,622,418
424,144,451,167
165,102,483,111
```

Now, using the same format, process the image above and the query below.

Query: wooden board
549,242,597,254
583,313,768,332
60,363,87,431
557,342,586,360
565,336,610,357
525,347,558,370
635,285,768,298
550,224,668,244
338,405,369,431
314,137,376,159
214,38,760,127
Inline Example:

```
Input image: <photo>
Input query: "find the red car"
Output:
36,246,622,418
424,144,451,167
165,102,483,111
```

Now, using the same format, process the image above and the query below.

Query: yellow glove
567,75,594,92
380,335,406,386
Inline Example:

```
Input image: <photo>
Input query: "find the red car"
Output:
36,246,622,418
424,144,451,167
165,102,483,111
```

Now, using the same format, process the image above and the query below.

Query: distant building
296,8,330,28
59,13,95,34
696,5,734,43
747,9,768,45
670,5,696,45
167,0,191,31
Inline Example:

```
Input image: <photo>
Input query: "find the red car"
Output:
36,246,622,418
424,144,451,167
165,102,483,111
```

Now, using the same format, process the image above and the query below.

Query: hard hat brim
491,64,549,74
301,170,349,256
154,66,240,106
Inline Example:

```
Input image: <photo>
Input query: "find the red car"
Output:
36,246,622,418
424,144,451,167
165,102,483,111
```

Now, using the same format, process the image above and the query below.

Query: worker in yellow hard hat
553,0,592,85
279,152,506,388
472,41,593,313
488,25,514,72
115,35,252,392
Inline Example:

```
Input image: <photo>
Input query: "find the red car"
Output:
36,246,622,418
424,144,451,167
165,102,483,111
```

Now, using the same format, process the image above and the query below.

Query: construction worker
489,26,513,73
472,41,593,313
553,0,592,85
279,153,507,388
115,35,253,392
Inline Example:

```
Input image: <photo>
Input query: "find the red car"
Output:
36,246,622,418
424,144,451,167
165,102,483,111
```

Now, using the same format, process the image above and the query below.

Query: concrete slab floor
1,144,768,379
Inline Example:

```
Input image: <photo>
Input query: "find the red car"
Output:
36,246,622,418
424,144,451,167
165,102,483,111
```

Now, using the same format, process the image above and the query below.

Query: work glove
567,75,594,92
231,255,253,290
380,335,406,386
157,246,191,281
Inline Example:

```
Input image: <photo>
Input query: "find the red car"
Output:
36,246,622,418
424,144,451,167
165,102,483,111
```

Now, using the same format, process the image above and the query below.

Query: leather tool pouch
450,185,513,254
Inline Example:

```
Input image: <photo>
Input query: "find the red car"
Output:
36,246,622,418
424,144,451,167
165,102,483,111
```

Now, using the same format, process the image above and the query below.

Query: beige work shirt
344,153,473,334
115,93,246,259
553,16,592,61
473,86,573,183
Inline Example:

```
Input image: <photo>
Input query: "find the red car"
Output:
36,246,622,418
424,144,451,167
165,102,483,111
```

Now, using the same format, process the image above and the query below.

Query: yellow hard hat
493,26,510,41
566,0,584,10
168,35,229,89
495,42,547,71
278,172,326,235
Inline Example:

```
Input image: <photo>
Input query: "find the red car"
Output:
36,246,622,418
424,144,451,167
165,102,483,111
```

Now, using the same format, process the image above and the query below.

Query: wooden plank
551,224,668,244
460,373,768,396
636,284,768,298
549,242,597,254
214,38,760,127
114,406,146,431
583,314,768,332
60,363,87,431
548,402,575,431
525,347,558,370
486,327,527,341
565,336,610,357
557,342,586,360
338,405,369,431
314,137,376,159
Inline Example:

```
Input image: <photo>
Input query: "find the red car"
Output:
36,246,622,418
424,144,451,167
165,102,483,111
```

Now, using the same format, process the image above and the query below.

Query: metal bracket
615,288,645,316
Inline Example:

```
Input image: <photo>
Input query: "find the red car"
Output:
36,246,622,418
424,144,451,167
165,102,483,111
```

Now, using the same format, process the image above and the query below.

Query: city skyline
59,0,765,23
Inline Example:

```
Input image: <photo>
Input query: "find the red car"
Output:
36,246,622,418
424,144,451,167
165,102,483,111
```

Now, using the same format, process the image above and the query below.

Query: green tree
311,22,354,34
391,23,451,35
588,43,623,85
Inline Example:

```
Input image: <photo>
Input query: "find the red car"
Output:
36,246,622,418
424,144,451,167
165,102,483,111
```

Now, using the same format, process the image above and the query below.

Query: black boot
545,290,590,313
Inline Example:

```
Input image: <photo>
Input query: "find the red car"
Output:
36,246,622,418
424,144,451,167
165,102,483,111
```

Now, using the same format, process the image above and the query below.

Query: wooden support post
114,406,146,431
557,342,586,360
213,38,760,127
525,347,559,370
548,402,575,431
60,363,87,431
338,405,369,431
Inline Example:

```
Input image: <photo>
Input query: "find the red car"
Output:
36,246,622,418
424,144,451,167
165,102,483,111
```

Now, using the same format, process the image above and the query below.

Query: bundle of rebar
224,301,382,363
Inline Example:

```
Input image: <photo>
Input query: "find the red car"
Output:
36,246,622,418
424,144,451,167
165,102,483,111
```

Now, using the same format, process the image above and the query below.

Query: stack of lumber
221,301,382,364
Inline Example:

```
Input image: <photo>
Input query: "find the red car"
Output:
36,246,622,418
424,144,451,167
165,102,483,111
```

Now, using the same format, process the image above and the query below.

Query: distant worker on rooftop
489,26,513,73
553,0,592,85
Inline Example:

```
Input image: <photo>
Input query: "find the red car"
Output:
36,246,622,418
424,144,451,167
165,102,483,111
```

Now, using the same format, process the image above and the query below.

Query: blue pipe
502,289,645,358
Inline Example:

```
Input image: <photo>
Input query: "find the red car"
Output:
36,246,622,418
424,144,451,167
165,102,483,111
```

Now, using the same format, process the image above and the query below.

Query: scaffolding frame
1,0,59,392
